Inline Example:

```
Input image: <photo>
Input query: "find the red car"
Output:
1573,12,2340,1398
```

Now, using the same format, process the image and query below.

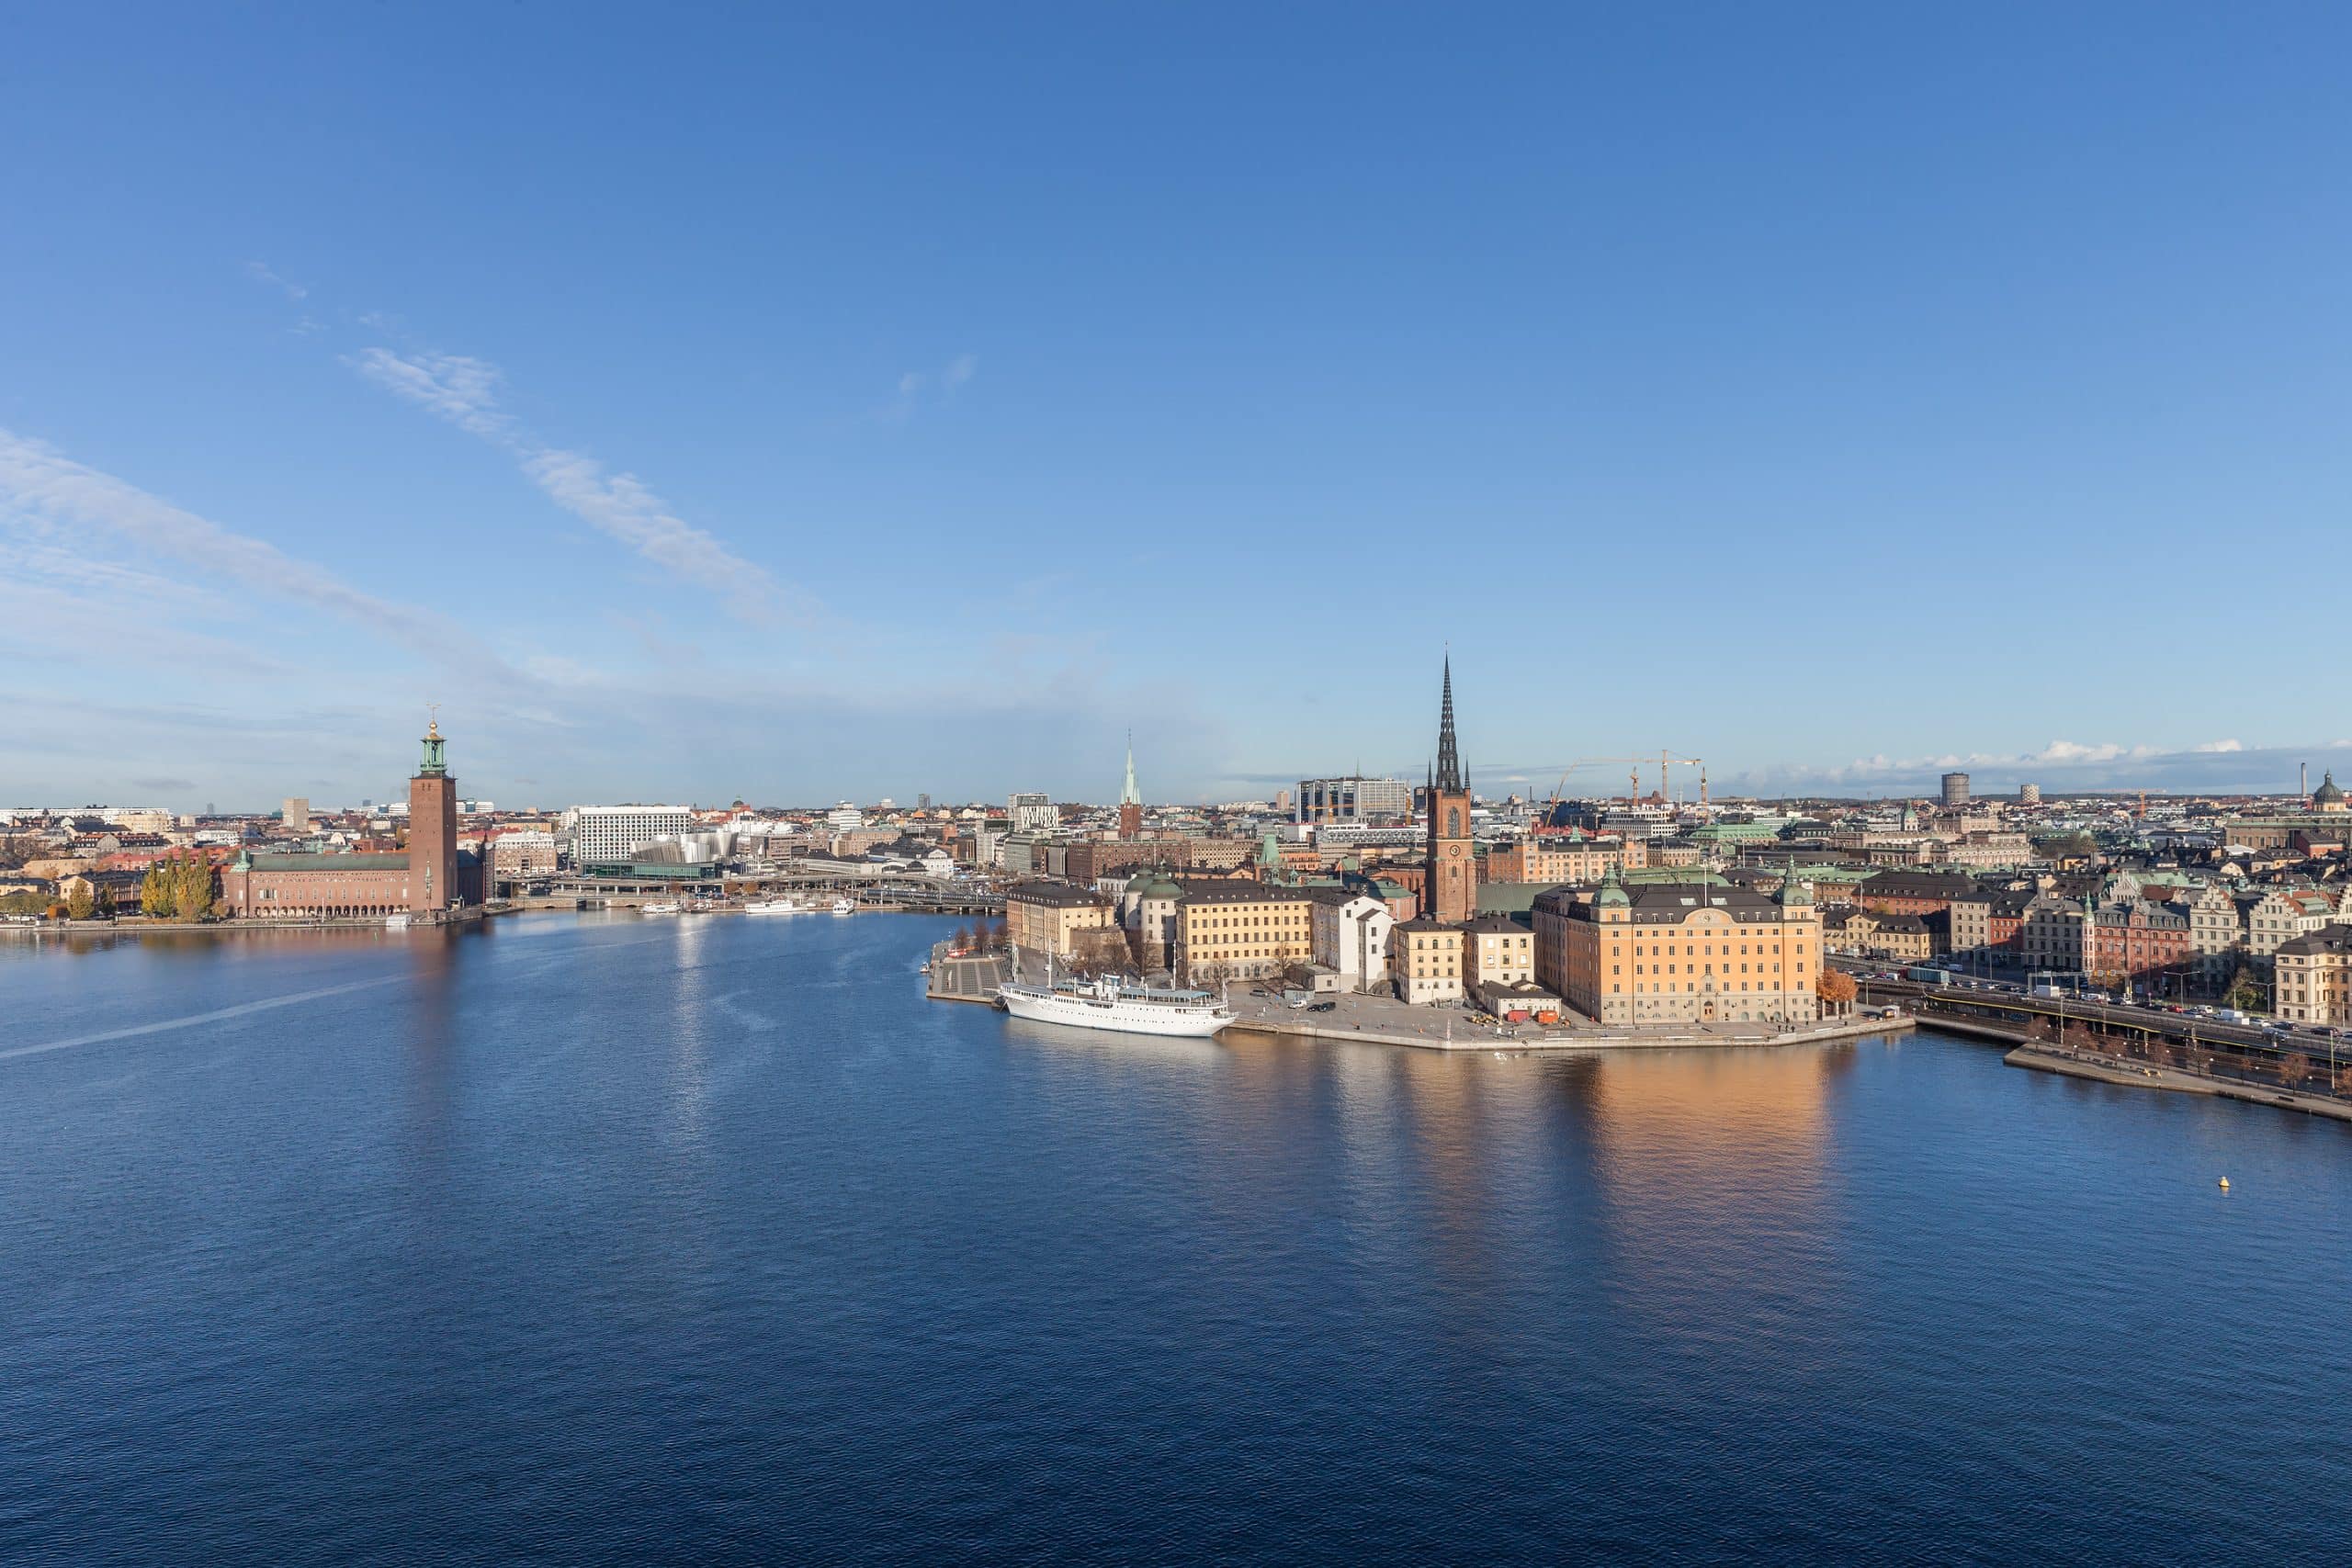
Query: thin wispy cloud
888,353,978,419
350,346,789,622
0,426,485,665
242,259,307,301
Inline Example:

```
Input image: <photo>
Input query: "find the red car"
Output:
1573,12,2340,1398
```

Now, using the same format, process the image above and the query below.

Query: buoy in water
2218,1177,2230,1190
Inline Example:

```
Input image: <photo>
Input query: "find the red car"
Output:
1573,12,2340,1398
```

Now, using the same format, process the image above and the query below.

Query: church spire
1119,731,1141,807
1434,654,1463,793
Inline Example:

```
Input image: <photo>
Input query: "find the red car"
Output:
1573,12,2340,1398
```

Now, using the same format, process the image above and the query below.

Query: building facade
1004,881,1117,958
1391,920,1465,1005
567,805,694,866
1534,874,1820,1027
1295,775,1413,825
2275,927,2352,1027
1173,884,1315,983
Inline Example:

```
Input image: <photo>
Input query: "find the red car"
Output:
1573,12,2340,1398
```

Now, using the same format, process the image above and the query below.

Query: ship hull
999,986,1230,1038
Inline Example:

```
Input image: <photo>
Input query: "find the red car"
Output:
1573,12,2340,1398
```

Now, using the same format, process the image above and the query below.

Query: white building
565,805,695,865
1310,890,1395,991
826,801,865,829
1009,793,1057,834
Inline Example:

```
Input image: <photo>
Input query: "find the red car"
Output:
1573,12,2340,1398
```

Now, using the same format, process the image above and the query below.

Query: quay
2005,1043,2352,1124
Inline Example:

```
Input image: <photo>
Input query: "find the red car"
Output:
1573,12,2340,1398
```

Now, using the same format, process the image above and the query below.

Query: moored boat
744,898,806,916
997,968,1232,1038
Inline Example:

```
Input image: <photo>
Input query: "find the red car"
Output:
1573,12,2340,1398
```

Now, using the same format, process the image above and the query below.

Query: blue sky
4,4,2348,810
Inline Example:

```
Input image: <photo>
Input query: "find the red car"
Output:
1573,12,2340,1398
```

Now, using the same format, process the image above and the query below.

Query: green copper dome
1596,865,1631,908
2316,771,2345,807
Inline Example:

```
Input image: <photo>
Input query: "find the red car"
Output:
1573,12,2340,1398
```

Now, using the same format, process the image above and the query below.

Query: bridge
1843,968,2352,1102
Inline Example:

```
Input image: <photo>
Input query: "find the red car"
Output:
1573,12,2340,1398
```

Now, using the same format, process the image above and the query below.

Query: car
1308,1001,1336,1013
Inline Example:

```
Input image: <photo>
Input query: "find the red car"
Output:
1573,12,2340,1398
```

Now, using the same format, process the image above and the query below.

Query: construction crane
1539,758,1645,833
1658,750,1705,814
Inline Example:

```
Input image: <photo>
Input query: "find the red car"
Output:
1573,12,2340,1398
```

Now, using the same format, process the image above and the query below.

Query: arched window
1447,807,1461,837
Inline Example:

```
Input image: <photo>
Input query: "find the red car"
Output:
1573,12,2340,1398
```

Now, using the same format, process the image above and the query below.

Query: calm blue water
2,914,2347,1563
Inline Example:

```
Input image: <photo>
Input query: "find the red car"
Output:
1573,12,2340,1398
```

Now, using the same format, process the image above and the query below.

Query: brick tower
408,716,459,914
1426,656,1475,924
1118,732,1144,839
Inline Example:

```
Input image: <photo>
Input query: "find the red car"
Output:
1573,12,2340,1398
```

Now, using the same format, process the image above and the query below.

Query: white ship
743,898,806,916
640,901,681,915
831,897,856,915
382,913,410,931
997,964,1233,1039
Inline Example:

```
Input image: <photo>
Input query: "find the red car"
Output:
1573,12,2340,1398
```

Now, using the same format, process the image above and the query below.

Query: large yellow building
1174,884,1315,983
1005,881,1117,958
1533,872,1821,1028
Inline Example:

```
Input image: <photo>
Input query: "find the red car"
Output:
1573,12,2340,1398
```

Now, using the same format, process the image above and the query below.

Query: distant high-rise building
1941,772,1972,807
1295,775,1412,824
1009,792,1056,834
566,804,695,864
918,793,932,812
282,796,311,832
2018,783,2042,807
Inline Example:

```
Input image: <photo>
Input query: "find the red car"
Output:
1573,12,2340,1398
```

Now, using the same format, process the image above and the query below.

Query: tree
2278,1053,2311,1092
93,884,116,919
65,881,96,920
140,863,171,917
170,854,218,920
953,924,973,953
2224,965,2265,1014
1816,969,1857,1014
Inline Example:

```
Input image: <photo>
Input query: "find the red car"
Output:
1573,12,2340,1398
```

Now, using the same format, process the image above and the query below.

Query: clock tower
1425,655,1475,925
407,716,459,914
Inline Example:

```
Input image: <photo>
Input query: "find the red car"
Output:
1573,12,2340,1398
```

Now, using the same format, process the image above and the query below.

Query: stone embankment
2005,1043,2352,1123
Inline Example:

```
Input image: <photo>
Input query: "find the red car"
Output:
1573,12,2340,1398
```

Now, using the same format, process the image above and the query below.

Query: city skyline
6,6,2351,807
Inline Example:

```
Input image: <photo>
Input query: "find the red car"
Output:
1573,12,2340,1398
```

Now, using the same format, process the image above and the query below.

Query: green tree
140,863,167,916
65,881,96,920
2224,965,2265,1013
93,884,116,919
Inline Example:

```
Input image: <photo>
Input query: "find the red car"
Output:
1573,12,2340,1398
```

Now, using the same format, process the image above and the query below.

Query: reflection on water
2,919,2348,1563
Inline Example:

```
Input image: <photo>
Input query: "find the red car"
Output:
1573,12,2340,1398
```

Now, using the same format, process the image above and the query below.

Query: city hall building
219,720,477,919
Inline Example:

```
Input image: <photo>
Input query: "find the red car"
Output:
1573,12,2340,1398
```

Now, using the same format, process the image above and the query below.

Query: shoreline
2004,1043,2352,1123
1225,1010,1913,1054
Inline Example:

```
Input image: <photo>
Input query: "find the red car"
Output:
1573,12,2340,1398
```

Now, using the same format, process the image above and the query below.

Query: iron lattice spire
1434,654,1463,793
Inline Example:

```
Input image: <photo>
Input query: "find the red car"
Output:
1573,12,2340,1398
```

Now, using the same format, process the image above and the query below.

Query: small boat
743,898,806,916
831,897,856,915
640,901,681,916
382,913,410,931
